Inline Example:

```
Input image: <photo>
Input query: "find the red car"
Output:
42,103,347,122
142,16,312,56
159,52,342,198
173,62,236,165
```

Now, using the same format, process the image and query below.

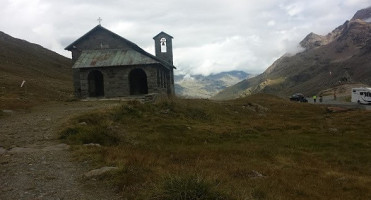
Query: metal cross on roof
97,17,102,25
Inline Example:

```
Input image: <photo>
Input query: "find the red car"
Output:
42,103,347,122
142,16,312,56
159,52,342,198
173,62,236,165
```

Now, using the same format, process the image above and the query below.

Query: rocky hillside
352,6,371,21
175,71,252,98
213,8,371,100
0,31,72,109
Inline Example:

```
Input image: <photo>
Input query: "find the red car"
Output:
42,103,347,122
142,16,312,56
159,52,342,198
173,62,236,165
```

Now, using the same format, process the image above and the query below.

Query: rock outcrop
351,6,371,21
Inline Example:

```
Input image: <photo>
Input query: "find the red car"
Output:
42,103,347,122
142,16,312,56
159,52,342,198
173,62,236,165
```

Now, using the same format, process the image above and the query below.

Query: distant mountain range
213,7,371,100
0,31,72,108
175,71,253,98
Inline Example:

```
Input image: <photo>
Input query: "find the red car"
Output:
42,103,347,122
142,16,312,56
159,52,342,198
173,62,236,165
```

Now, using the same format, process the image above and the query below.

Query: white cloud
344,0,370,6
0,0,369,75
32,23,64,53
267,20,276,26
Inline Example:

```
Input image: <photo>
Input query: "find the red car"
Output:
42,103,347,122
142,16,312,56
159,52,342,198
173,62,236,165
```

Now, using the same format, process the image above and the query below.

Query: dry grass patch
60,94,371,199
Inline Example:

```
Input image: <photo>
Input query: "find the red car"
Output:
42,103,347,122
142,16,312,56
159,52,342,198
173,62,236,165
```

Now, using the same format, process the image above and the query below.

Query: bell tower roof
153,31,173,39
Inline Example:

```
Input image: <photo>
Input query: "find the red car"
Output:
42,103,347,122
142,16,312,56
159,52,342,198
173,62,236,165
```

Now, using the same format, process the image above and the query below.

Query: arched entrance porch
88,70,104,97
129,68,148,95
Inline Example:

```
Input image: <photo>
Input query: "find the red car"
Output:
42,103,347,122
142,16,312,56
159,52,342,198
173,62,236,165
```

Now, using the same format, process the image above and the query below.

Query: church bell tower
153,32,173,65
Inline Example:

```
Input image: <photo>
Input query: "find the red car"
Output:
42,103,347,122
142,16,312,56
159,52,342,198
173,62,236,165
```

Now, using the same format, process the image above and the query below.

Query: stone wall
77,64,171,98
72,69,81,97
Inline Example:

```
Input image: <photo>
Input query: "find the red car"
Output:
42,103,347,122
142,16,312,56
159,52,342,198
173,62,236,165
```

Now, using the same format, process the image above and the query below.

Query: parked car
289,93,308,102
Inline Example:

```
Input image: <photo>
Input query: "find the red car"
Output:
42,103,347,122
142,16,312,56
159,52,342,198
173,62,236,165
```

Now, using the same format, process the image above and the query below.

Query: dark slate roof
64,25,132,51
72,49,164,69
65,25,175,69
153,31,173,39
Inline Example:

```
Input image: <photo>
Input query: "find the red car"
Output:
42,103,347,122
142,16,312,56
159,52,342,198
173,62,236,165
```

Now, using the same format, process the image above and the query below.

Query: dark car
289,93,308,102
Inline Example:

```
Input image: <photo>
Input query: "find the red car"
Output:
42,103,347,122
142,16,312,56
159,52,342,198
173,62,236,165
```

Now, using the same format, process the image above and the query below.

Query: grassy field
60,94,371,199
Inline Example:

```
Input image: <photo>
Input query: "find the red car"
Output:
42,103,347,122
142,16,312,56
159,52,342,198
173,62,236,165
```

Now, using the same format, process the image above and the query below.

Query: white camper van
351,88,371,104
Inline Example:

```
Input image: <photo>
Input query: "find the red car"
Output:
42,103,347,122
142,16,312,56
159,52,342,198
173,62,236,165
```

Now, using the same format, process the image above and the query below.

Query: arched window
160,38,167,53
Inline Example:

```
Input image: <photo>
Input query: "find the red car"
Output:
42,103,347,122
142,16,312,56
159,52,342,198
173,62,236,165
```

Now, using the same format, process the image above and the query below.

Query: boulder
84,167,119,178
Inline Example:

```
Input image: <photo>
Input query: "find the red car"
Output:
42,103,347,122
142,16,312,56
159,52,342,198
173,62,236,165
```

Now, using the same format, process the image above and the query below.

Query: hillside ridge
0,31,72,109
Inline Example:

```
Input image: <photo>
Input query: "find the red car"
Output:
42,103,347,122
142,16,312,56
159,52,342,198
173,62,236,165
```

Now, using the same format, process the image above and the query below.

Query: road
307,95,371,110
0,101,122,200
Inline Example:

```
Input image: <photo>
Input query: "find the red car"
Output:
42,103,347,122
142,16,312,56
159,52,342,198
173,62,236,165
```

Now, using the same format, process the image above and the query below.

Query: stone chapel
65,25,175,98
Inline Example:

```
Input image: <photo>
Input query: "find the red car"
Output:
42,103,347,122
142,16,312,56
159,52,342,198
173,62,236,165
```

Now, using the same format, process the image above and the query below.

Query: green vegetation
60,111,120,146
154,175,228,200
61,95,371,199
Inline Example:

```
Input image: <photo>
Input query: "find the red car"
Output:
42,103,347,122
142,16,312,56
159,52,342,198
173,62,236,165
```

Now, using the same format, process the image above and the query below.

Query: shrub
112,103,144,121
60,127,80,139
153,175,230,200
60,125,119,146
251,188,267,200
184,107,211,121
77,112,107,125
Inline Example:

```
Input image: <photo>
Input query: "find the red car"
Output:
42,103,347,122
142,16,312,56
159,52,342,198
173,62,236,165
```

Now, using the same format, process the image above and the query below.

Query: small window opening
164,73,167,88
160,70,163,87
163,72,166,88
157,68,160,87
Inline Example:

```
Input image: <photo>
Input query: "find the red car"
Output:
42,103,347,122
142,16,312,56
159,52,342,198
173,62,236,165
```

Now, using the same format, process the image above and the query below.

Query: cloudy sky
1,0,369,75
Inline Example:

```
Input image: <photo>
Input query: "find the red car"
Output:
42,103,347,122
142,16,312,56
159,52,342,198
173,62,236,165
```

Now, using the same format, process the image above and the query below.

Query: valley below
174,71,252,98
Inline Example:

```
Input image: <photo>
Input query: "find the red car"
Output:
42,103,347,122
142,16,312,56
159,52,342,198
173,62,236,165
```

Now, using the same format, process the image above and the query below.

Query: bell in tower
160,38,167,52
153,32,173,65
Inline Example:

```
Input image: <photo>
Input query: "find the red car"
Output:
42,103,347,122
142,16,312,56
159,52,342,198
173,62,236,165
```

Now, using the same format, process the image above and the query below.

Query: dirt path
0,101,122,200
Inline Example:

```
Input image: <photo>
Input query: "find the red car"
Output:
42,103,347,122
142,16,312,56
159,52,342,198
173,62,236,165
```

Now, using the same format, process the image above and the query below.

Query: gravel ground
0,101,122,200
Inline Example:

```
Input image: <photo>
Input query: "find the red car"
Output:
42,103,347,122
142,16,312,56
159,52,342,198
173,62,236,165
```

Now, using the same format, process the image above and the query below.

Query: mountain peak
351,6,371,22
299,32,326,49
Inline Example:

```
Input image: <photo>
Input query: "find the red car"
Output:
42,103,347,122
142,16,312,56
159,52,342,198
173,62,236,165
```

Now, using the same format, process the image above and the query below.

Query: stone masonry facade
65,25,175,98
77,65,171,98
